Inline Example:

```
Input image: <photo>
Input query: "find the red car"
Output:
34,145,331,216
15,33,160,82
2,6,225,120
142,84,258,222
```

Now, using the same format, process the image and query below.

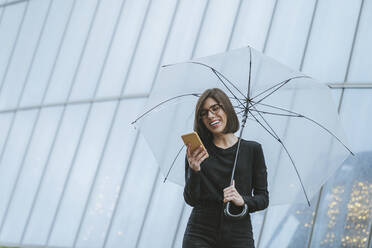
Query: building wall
0,0,370,247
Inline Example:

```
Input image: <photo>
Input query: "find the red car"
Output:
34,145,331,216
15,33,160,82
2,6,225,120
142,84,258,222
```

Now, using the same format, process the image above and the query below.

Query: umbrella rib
211,68,246,108
251,101,300,116
247,108,311,206
251,78,289,101
236,109,244,115
249,108,300,118
249,103,281,140
162,61,248,110
163,144,186,183
234,105,247,111
302,115,354,155
247,109,279,142
251,76,310,103
251,101,354,155
231,97,246,102
237,109,258,121
235,108,256,122
212,68,248,101
186,61,248,101
131,93,200,124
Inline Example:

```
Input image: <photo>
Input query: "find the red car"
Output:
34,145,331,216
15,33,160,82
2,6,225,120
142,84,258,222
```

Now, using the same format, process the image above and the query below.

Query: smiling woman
182,88,269,248
194,88,239,146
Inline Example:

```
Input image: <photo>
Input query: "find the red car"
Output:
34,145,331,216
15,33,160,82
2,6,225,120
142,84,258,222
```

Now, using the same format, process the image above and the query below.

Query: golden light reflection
340,181,371,247
320,181,371,247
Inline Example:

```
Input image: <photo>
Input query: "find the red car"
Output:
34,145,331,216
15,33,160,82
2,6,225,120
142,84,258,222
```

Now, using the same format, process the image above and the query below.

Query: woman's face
200,97,227,136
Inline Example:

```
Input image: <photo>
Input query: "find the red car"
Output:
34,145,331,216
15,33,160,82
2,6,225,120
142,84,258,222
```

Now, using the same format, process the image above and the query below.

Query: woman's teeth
210,120,220,127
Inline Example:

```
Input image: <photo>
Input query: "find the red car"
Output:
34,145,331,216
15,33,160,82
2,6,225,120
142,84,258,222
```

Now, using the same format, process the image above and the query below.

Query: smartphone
181,131,207,153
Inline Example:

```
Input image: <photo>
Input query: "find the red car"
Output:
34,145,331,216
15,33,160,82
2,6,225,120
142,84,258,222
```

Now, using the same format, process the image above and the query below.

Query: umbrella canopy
132,46,352,206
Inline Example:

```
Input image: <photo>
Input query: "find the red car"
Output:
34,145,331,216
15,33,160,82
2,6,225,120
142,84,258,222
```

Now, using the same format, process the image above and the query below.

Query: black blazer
184,139,269,213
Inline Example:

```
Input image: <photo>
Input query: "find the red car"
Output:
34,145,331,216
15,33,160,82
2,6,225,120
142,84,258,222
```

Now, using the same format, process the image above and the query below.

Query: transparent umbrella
131,46,353,211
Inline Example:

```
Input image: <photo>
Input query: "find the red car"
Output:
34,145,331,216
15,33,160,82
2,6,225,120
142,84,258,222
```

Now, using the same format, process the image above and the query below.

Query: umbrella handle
224,201,248,219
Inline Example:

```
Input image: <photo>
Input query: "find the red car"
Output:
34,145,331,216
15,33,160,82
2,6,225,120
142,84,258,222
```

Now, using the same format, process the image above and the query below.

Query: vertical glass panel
162,0,207,65
105,135,159,248
339,89,372,153
1,0,26,4
265,0,316,69
44,0,99,104
22,104,89,245
0,3,26,88
0,107,62,242
0,110,37,231
48,102,115,247
252,211,266,246
259,195,318,247
173,205,192,248
0,0,51,110
309,153,371,248
330,89,342,108
20,0,75,107
95,0,150,98
230,0,276,51
193,0,240,57
347,0,372,82
122,0,178,96
0,2,5,23
69,0,125,101
137,178,184,248
302,0,362,82
0,113,12,153
75,99,145,248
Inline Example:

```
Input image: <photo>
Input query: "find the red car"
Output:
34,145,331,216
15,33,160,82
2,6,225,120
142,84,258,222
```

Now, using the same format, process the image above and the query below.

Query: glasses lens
210,104,220,113
199,104,221,119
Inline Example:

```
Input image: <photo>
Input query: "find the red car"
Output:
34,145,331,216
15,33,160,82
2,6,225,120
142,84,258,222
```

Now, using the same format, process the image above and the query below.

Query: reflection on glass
310,152,372,248
258,195,317,247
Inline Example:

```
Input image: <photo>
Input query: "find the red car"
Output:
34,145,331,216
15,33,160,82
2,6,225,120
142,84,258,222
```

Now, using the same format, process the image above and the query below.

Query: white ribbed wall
0,0,371,247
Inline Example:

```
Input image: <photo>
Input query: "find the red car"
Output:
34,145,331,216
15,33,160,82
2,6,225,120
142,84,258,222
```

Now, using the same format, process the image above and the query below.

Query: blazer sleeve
183,157,201,206
242,143,269,213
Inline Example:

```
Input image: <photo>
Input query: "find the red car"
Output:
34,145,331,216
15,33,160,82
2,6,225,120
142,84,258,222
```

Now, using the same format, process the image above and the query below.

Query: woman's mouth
209,120,221,128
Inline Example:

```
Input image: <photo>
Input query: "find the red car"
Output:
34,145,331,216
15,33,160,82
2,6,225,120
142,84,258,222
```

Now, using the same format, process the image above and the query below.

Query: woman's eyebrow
203,104,217,109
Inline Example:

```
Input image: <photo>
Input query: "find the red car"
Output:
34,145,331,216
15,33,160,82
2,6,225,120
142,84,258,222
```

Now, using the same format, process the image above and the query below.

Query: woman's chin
209,126,225,135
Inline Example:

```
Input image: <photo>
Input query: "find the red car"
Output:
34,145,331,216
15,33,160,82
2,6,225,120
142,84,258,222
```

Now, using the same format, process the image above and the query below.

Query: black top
183,139,269,213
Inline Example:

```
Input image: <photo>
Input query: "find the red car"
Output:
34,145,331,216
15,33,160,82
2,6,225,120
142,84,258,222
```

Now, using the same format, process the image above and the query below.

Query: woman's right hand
186,144,209,172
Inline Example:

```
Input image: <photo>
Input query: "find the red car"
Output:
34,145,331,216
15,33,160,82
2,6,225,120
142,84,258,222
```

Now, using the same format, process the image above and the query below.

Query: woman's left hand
223,180,245,207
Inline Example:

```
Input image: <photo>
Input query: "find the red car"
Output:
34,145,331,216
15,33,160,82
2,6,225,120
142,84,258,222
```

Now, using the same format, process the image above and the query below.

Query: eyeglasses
199,104,223,119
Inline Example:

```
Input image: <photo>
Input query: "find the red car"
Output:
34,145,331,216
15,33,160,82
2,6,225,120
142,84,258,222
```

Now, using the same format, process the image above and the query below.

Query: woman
183,88,269,248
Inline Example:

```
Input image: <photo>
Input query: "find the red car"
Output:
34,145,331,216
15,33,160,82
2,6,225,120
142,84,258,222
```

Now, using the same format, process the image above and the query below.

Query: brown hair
194,88,239,143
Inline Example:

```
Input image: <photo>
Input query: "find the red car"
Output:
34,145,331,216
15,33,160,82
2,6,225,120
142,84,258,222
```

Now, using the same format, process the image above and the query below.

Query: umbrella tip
130,121,137,130
162,63,173,68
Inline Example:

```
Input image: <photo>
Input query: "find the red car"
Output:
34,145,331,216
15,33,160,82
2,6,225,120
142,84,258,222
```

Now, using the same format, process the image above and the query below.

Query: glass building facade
0,0,370,247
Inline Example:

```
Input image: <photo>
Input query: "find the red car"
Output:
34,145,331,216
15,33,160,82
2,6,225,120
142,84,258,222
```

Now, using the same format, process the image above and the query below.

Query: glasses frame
199,103,223,119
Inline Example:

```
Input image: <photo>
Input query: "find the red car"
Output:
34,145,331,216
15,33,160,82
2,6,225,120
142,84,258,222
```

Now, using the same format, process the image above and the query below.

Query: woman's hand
223,180,244,206
186,144,209,172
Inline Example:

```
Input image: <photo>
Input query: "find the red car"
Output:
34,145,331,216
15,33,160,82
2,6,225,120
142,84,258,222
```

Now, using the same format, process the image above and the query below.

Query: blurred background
0,0,371,247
